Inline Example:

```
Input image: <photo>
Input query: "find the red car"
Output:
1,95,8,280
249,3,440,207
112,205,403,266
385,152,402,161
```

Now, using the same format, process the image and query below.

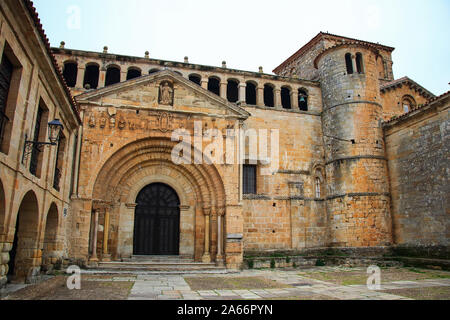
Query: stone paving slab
124,269,450,301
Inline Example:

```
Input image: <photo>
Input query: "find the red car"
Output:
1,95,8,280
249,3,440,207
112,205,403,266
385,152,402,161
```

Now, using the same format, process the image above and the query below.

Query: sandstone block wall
385,97,449,247
0,0,80,285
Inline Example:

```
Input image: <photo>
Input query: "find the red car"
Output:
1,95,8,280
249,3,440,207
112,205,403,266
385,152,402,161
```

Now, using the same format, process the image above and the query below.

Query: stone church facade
0,0,448,285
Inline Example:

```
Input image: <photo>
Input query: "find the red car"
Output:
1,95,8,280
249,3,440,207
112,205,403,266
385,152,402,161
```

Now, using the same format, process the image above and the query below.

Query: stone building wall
241,104,327,252
0,0,80,286
381,85,430,121
273,33,395,85
384,94,449,247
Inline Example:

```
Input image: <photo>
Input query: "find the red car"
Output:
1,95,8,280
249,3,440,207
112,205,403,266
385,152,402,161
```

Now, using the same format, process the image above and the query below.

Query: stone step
94,260,225,272
99,262,216,267
81,269,231,275
130,255,194,261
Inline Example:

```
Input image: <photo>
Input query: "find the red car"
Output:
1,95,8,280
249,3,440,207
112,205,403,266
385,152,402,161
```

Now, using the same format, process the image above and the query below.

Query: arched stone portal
90,138,227,264
9,190,40,282
134,183,180,255
42,203,60,272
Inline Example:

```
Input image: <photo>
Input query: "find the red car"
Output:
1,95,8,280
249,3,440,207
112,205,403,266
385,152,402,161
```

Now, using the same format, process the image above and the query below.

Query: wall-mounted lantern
22,119,64,161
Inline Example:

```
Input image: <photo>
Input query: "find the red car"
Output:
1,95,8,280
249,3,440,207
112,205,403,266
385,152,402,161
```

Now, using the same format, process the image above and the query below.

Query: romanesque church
0,0,448,285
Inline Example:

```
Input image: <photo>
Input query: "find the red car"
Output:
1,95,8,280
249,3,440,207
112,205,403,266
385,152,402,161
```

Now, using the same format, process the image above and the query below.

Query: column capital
217,206,226,216
203,206,211,216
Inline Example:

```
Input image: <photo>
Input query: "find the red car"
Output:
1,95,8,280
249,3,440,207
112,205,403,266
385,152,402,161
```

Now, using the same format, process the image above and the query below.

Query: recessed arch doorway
133,183,180,255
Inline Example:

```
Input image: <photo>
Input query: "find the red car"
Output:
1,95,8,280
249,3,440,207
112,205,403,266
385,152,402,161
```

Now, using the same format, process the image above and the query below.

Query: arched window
105,65,120,86
281,86,291,109
227,79,239,103
62,61,77,87
246,81,257,105
208,77,220,96
189,74,201,85
315,177,321,198
356,53,364,74
345,53,353,75
298,89,308,111
402,95,416,113
127,68,141,80
83,63,99,89
149,68,160,74
263,84,274,107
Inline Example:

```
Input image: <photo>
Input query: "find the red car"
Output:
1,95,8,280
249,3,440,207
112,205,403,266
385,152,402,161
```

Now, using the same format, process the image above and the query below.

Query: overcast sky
34,0,449,95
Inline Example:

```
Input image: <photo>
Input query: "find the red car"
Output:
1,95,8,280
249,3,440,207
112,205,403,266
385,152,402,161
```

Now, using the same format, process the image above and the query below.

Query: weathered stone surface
0,1,447,289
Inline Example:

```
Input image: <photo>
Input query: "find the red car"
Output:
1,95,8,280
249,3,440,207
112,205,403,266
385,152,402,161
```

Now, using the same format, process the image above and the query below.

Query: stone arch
298,87,309,111
91,139,225,207
281,85,292,109
119,169,198,258
62,60,78,87
127,67,142,80
105,64,121,86
376,55,386,79
208,76,221,96
9,190,40,281
263,83,275,107
42,202,60,272
188,73,201,85
226,78,239,103
83,62,100,89
401,95,416,113
90,138,226,260
311,162,326,199
149,68,161,74
245,80,257,105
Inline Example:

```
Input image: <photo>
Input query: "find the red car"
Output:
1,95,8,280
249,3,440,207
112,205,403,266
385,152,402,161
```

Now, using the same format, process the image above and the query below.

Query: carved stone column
256,85,264,106
274,87,282,109
201,79,208,90
202,206,211,263
238,83,246,104
216,206,225,266
102,208,111,261
351,54,357,74
291,89,299,110
76,67,85,89
120,71,127,83
99,67,106,88
220,81,227,100
89,209,99,263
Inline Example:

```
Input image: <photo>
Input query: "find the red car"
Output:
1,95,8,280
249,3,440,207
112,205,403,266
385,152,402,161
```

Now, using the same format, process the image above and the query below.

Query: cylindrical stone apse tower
315,43,392,248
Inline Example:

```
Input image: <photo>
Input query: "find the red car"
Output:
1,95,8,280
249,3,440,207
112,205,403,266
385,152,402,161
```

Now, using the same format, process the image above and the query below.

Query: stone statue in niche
99,116,107,128
88,114,96,128
159,81,174,106
118,117,126,130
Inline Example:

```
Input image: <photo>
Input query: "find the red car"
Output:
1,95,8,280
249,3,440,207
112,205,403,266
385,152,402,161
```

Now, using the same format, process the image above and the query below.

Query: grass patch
299,267,450,286
379,286,450,300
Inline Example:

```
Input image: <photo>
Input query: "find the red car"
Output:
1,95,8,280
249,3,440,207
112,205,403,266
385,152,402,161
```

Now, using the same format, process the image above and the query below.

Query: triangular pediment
75,69,250,119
